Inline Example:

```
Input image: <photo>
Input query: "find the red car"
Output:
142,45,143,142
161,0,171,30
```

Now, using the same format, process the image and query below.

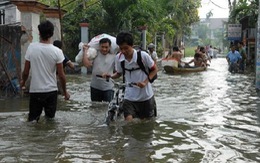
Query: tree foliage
228,0,258,26
38,0,201,58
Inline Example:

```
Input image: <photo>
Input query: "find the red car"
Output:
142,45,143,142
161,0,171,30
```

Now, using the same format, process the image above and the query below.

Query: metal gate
0,24,22,97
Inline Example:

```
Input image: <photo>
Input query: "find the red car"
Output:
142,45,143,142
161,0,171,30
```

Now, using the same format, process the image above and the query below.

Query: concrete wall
0,4,20,24
46,17,61,42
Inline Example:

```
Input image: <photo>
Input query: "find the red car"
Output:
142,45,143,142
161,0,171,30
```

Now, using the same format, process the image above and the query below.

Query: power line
209,0,227,9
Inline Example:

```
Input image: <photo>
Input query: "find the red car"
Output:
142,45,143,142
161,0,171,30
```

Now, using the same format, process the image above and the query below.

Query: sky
199,0,230,18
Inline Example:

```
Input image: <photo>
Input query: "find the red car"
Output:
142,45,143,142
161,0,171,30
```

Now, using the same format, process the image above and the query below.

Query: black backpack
120,50,157,83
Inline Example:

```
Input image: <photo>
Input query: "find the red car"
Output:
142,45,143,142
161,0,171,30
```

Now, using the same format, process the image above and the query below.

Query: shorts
91,87,114,102
28,91,58,122
122,96,157,119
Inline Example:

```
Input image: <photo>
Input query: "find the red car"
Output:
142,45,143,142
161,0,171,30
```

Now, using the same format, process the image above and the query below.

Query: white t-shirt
25,42,64,93
208,48,214,57
150,51,158,61
115,50,154,101
90,51,116,91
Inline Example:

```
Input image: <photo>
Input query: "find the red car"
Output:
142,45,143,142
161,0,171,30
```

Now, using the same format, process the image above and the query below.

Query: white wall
2,4,20,24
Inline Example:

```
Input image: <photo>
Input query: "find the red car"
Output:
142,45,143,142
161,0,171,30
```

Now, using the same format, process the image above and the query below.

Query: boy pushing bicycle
103,32,158,122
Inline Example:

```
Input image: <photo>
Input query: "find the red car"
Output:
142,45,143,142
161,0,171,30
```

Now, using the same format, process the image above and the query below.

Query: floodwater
0,57,260,163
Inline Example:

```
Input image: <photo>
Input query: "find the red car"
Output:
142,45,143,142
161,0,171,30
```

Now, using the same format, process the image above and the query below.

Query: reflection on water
0,58,260,162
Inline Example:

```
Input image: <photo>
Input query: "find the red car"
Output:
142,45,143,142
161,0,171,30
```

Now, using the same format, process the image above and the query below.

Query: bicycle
96,75,136,126
105,80,137,126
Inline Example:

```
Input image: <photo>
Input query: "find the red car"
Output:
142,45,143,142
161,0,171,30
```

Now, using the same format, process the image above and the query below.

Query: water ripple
1,58,260,162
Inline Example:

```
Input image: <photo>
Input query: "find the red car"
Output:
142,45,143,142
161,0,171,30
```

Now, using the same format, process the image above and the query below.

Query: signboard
227,24,242,41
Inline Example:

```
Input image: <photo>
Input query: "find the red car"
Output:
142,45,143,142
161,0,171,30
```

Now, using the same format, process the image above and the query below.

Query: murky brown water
0,58,260,163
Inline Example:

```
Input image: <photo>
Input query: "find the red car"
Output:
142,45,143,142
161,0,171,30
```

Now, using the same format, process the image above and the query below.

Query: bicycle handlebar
96,74,137,88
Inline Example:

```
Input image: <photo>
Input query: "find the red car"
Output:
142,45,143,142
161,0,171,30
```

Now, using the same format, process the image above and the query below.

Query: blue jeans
90,87,114,102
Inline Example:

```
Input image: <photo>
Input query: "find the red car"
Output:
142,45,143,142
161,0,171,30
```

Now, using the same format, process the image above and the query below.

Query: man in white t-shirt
208,45,214,59
20,20,70,122
104,32,158,122
147,43,158,64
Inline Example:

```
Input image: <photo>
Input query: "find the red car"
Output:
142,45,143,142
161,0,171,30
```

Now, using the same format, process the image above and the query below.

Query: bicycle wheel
105,110,115,126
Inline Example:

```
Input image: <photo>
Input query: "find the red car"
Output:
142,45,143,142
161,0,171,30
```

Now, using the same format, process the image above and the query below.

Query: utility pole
256,0,260,89
57,0,63,44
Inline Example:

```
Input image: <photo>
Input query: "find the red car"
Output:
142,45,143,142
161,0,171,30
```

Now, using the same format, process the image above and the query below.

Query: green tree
157,0,200,50
229,0,258,26
38,0,201,59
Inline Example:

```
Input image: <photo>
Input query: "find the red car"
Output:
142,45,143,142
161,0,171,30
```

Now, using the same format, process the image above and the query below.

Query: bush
184,46,196,57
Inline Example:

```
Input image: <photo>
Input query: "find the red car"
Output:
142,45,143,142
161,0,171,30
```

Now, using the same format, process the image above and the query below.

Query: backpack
120,50,157,83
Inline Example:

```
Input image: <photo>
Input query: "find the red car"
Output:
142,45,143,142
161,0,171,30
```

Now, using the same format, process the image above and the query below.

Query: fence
0,24,22,97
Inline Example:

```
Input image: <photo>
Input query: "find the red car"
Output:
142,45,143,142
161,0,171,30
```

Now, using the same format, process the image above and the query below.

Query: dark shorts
90,87,114,102
28,91,58,122
122,96,157,119
228,62,239,73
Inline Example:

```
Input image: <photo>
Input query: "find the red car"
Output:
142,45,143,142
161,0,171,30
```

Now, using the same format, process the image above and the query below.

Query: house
240,16,256,64
200,18,228,40
189,18,228,52
0,0,20,25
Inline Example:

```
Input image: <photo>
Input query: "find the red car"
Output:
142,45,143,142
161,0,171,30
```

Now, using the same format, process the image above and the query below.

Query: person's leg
28,93,43,122
90,87,103,102
122,99,136,122
240,60,245,72
125,115,133,121
103,90,114,102
151,96,157,117
136,96,157,119
235,63,239,73
43,91,58,119
229,63,235,73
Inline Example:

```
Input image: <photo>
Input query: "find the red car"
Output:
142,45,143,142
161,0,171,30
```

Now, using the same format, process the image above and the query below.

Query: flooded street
0,57,260,163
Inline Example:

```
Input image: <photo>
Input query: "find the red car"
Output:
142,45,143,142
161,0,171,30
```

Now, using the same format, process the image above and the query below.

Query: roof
0,0,11,7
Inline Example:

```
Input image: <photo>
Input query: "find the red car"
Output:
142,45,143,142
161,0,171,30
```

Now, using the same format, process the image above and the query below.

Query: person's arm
187,59,194,64
226,53,230,64
64,55,75,70
82,45,92,68
101,71,122,79
111,72,122,79
137,63,158,88
238,52,242,64
148,63,158,81
20,60,30,89
226,57,229,62
57,63,70,100
201,62,206,67
66,60,75,70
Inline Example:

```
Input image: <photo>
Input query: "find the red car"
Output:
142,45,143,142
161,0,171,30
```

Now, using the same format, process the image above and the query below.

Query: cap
148,43,155,49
